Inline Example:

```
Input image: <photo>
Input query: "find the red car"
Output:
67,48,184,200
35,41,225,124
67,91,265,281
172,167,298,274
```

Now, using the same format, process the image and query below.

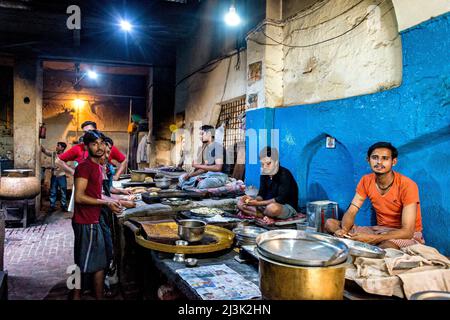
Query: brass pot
258,251,349,300
0,176,41,200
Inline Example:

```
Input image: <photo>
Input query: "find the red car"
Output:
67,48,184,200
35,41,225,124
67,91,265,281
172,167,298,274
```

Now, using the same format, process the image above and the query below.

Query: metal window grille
217,96,246,151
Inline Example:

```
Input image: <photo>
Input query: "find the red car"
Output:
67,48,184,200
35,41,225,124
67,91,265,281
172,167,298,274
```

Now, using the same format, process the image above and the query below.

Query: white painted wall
392,0,450,31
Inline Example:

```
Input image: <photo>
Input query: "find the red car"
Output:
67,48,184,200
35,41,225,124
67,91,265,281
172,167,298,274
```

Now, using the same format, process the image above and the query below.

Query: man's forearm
195,164,222,172
56,158,75,176
341,210,357,232
371,228,415,243
114,160,127,178
256,198,275,206
76,193,110,206
188,169,206,178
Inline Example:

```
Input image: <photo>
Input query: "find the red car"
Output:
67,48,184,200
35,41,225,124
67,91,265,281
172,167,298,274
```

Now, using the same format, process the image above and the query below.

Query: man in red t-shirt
79,121,127,181
72,130,122,300
55,121,127,180
325,142,424,249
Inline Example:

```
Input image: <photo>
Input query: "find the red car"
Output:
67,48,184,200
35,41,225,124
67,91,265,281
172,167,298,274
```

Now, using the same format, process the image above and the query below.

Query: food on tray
126,187,148,194
144,177,154,183
142,224,180,241
191,207,224,215
148,187,161,192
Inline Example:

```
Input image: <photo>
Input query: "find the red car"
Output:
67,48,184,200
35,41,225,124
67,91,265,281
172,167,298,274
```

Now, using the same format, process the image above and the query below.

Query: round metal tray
256,230,349,267
134,222,235,254
233,226,267,238
302,231,386,259
410,291,450,300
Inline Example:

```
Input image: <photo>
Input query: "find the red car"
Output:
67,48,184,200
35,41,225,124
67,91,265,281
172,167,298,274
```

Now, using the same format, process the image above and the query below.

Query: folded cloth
347,244,450,298
401,244,450,268
398,269,450,299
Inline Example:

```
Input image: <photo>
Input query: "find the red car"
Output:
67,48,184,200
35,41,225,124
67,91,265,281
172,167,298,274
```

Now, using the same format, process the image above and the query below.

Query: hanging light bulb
120,19,132,32
87,70,98,79
225,4,241,27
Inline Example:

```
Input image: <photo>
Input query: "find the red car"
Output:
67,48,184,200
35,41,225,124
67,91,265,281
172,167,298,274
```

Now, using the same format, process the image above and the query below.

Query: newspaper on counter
176,264,261,300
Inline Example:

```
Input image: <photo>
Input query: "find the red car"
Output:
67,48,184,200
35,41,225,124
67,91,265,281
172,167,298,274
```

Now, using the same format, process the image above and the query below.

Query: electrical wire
288,0,366,33
249,0,390,49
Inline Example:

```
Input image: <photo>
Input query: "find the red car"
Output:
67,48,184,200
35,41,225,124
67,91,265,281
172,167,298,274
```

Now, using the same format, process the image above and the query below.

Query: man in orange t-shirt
325,142,424,249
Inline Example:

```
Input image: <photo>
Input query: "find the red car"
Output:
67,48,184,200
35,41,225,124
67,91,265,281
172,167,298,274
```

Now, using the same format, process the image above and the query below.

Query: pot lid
256,230,348,267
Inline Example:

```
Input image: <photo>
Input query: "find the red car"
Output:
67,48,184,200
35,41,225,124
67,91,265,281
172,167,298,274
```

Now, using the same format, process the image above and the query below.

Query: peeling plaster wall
282,0,402,106
246,13,450,255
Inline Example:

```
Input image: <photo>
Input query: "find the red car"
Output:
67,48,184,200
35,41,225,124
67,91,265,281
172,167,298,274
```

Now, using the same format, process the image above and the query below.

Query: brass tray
134,222,235,254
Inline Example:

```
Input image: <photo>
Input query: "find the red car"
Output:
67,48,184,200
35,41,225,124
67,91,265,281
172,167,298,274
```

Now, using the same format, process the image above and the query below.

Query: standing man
237,146,299,219
178,125,229,190
72,130,122,300
41,142,68,213
325,142,424,249
79,121,127,181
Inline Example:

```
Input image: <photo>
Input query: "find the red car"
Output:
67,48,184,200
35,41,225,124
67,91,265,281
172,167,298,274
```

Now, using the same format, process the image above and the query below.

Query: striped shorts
351,225,425,248
72,222,107,274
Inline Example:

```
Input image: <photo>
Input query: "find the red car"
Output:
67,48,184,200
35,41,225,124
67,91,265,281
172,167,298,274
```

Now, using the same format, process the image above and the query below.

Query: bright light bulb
87,70,98,79
74,99,84,109
225,6,241,26
120,20,132,32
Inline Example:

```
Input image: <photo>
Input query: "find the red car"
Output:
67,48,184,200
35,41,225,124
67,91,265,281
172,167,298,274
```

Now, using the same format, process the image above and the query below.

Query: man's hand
113,174,120,181
334,228,349,238
118,199,136,209
183,174,191,181
246,199,259,206
107,200,123,214
349,233,380,244
123,189,133,196
241,195,251,203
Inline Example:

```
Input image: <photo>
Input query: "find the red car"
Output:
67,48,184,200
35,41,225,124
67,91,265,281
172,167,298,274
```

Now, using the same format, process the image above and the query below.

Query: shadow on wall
397,127,450,251
298,133,356,219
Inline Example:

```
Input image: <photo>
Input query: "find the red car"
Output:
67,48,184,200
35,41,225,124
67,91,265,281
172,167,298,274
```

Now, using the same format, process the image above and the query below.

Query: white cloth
215,124,225,145
68,185,75,213
137,134,148,163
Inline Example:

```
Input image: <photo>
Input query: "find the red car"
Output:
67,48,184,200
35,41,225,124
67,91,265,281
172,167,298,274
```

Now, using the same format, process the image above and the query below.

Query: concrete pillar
13,58,43,213
146,67,156,167
246,0,284,109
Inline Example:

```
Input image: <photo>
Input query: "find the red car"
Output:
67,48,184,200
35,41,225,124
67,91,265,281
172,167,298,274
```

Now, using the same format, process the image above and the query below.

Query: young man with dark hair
237,146,299,219
56,121,128,181
41,142,68,212
325,142,424,249
72,130,122,300
178,124,229,190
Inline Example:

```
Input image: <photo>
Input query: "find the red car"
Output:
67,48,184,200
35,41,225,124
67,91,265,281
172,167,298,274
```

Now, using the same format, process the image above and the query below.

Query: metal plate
337,238,386,259
410,291,450,300
190,207,224,217
302,231,386,259
233,226,267,239
256,230,348,267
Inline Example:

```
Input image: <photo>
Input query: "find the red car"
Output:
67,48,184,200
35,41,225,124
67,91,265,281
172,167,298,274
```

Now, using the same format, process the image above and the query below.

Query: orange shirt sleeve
401,179,420,207
356,176,368,200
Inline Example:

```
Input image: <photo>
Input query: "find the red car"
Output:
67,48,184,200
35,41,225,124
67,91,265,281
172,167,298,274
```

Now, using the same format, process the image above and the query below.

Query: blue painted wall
245,13,450,255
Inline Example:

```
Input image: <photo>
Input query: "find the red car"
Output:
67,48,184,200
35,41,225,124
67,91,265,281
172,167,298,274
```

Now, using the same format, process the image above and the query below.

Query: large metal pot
177,219,206,242
256,229,350,300
0,176,41,200
154,177,171,189
257,251,349,300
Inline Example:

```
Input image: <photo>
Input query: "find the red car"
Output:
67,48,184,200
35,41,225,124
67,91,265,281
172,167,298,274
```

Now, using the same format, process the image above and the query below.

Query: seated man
237,146,299,219
178,125,228,190
325,142,424,249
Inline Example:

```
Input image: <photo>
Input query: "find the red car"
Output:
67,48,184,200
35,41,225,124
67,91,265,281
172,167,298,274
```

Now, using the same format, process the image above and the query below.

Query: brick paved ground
4,210,75,300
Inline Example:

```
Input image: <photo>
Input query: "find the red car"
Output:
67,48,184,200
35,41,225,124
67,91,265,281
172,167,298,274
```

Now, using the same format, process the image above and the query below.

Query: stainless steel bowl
154,178,171,189
177,219,207,242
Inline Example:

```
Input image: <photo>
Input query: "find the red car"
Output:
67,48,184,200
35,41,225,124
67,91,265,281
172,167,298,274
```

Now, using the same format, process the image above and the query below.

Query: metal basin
0,176,41,200
177,219,207,242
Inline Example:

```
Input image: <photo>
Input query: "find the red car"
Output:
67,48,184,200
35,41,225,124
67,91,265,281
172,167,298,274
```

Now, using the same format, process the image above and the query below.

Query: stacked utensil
233,226,267,247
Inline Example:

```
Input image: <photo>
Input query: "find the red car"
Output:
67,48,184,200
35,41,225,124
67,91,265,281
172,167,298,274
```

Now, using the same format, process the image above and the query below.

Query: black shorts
72,221,107,274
